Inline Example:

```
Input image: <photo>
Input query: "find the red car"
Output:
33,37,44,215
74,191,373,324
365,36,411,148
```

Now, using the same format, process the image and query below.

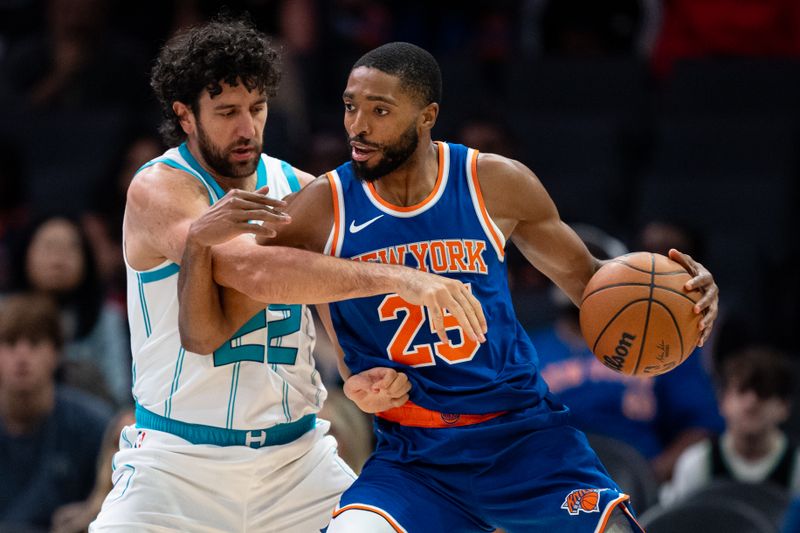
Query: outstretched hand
188,186,291,247
343,367,411,413
396,270,488,345
669,248,719,347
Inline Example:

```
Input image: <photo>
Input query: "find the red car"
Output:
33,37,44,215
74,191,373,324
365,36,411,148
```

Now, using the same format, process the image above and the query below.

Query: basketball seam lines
583,284,699,305
607,257,686,275
632,254,655,375
590,299,650,354
651,300,687,365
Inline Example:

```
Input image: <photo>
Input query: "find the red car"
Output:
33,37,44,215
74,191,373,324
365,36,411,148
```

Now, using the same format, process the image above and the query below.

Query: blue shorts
335,397,643,532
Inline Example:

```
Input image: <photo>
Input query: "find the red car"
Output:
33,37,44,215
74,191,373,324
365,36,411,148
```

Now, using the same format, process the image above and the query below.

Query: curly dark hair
150,17,282,146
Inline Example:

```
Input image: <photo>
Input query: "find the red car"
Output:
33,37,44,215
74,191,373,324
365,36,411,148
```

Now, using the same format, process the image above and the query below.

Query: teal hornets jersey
125,144,324,431
325,142,550,415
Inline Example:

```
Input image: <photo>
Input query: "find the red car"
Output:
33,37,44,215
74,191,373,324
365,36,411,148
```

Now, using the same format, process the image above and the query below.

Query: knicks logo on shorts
440,413,461,425
561,488,606,516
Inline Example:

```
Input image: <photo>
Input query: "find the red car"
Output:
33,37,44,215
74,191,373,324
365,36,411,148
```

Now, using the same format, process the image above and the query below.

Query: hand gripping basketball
579,252,702,377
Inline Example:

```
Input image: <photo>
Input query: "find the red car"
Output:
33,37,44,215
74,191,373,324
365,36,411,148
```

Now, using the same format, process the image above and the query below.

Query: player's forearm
212,246,409,304
178,239,230,354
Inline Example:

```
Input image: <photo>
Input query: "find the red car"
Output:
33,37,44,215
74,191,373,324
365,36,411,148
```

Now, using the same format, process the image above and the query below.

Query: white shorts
90,419,356,533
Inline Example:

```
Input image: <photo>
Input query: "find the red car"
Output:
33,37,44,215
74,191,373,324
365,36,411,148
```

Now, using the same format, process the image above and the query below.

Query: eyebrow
213,98,267,111
342,92,398,106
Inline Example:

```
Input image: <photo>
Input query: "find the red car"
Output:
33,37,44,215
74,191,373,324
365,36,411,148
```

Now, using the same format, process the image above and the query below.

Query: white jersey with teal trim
125,144,325,431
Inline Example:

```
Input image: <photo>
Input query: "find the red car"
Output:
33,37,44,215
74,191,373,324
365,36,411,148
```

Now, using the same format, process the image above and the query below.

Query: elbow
178,323,222,355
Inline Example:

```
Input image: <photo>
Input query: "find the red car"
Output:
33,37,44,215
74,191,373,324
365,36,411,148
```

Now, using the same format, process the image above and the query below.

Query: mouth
350,142,378,162
230,146,256,162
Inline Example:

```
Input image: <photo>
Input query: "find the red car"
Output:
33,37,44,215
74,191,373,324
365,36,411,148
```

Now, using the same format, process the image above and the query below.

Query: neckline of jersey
178,143,267,199
363,141,448,216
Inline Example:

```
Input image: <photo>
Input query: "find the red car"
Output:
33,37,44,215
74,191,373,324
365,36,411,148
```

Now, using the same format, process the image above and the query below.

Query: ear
419,102,439,132
173,101,195,136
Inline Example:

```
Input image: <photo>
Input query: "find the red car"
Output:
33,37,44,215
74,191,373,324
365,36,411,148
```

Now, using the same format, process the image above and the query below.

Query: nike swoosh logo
349,214,384,234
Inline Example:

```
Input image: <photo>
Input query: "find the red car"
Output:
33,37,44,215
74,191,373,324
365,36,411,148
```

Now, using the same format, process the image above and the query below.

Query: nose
348,109,369,139
235,112,257,140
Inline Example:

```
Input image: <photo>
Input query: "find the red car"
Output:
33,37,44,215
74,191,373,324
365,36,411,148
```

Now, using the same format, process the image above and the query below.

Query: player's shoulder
293,167,316,188
475,152,537,186
128,160,207,204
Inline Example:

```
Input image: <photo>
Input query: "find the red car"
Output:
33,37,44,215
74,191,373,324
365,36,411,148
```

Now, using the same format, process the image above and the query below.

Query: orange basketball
579,252,702,377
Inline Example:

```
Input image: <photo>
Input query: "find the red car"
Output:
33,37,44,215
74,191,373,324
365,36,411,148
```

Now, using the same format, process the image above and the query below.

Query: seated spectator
0,293,112,530
49,408,134,533
531,224,723,482
663,346,799,504
6,215,131,406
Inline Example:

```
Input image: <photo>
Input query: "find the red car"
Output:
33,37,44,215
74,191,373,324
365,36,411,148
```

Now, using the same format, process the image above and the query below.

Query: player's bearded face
196,119,261,179
350,122,418,183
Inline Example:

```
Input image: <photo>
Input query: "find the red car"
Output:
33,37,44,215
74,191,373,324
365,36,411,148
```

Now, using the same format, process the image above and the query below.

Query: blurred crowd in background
0,0,799,532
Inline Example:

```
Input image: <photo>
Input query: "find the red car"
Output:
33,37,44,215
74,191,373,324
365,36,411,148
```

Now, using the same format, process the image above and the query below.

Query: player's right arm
166,169,486,354
128,164,482,308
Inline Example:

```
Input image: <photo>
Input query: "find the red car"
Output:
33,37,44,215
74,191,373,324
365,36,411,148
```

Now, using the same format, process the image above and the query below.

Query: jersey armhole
324,171,345,257
280,160,302,193
465,149,506,261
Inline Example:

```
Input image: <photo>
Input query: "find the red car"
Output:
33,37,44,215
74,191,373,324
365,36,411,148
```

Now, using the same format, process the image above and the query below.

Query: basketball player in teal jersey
90,20,487,533
178,43,720,531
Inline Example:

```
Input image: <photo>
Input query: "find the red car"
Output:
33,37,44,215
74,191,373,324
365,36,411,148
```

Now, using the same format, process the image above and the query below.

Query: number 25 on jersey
378,289,480,367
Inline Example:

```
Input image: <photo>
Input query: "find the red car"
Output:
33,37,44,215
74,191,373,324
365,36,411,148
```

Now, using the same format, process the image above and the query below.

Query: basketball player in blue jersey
90,20,487,533
178,43,720,532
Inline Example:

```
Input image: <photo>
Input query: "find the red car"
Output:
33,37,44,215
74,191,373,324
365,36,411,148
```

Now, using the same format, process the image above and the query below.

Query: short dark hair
352,42,442,106
720,346,793,401
150,16,282,146
0,293,64,350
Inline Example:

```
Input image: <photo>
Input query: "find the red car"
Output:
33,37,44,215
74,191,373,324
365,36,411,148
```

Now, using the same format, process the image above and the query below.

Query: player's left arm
178,166,316,353
293,168,412,412
476,153,600,305
476,152,719,345
178,166,414,411
316,303,411,413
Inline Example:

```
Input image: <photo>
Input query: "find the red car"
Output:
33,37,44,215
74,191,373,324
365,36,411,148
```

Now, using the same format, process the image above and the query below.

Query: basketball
579,252,702,377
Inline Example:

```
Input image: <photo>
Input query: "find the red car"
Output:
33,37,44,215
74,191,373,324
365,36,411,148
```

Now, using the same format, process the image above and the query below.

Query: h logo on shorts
245,430,267,448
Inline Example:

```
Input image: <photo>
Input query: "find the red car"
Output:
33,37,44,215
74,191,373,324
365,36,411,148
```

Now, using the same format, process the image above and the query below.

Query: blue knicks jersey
326,142,549,414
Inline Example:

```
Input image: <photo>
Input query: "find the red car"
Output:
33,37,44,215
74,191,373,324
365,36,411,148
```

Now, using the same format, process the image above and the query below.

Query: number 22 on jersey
212,304,301,367
378,286,479,367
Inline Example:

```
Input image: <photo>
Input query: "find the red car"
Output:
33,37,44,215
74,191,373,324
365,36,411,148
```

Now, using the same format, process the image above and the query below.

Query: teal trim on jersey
135,403,316,448
121,431,133,449
109,464,136,502
179,143,225,200
131,360,136,397
282,380,291,422
139,262,180,283
280,160,301,192
266,304,302,365
213,311,267,366
165,347,186,418
137,157,214,204
136,274,152,337
257,156,268,189
226,362,241,429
